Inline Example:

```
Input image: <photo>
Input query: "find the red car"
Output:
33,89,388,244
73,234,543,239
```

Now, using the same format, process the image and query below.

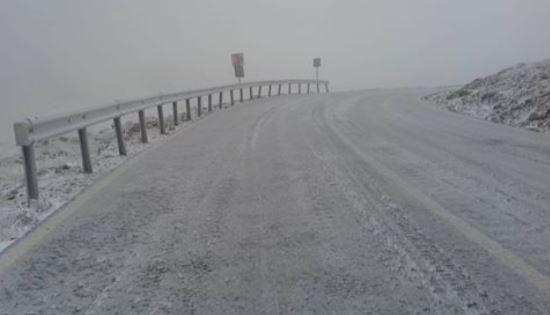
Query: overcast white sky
0,0,550,147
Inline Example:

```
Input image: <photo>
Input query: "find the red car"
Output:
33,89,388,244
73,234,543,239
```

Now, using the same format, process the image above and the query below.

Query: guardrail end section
13,120,33,146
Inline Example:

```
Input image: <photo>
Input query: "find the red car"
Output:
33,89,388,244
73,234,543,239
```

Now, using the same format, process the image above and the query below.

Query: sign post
313,58,321,93
231,53,245,83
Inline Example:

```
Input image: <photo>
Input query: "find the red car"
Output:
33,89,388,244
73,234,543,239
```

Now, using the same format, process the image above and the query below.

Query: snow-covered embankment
425,59,550,133
0,110,208,252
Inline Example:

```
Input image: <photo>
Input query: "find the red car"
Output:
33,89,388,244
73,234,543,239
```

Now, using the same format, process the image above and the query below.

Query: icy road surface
1,89,550,314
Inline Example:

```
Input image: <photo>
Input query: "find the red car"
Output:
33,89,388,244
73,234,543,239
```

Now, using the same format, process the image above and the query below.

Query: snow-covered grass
0,105,226,252
424,59,550,133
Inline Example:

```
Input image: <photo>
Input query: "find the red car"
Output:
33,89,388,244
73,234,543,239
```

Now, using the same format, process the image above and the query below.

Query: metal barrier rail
13,79,330,201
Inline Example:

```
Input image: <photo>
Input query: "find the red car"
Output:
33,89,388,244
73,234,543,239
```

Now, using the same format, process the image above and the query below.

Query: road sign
231,53,244,66
234,65,244,78
313,58,322,93
313,58,321,68
231,53,245,80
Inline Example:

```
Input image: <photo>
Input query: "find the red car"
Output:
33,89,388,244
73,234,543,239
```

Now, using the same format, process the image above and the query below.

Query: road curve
1,89,550,314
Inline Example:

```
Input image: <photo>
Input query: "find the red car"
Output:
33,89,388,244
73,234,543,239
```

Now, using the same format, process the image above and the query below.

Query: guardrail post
219,91,223,109
307,83,311,94
249,86,254,100
230,90,235,105
240,88,244,103
113,117,126,156
157,104,166,135
268,85,272,97
258,86,262,98
325,82,329,93
197,96,202,117
208,94,212,112
186,99,191,121
172,101,178,126
298,83,302,94
22,144,38,202
78,128,93,173
139,110,148,143
278,84,282,96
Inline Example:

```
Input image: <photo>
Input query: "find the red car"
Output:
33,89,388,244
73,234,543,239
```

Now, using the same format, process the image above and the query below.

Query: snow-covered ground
424,59,550,133
2,90,550,313
0,105,223,252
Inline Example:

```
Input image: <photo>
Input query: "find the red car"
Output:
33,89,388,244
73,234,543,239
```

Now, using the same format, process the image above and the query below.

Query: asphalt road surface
1,89,550,314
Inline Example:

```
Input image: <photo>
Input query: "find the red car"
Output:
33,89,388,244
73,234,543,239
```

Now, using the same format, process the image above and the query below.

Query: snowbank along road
1,89,550,314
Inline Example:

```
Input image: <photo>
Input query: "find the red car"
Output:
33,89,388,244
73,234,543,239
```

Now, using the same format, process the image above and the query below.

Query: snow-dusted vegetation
0,110,209,252
425,59,550,133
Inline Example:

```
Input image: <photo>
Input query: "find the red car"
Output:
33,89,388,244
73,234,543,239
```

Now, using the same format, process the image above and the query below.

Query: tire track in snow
315,95,550,306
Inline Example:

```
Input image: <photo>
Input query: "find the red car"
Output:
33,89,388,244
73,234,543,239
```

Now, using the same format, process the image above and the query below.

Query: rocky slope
425,59,550,133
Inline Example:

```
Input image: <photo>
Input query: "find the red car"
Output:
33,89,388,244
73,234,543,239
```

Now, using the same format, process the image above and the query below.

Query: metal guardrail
13,79,330,202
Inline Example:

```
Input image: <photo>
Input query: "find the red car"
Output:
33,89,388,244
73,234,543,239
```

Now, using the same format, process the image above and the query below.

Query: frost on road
1,90,550,314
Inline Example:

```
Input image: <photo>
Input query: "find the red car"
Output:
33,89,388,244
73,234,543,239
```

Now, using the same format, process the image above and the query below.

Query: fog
1,0,550,150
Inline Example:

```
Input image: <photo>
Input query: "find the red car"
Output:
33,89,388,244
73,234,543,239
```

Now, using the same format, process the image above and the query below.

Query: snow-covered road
1,89,550,313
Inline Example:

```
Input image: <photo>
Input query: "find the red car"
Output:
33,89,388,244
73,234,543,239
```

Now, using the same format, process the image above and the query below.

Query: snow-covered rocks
425,59,550,133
